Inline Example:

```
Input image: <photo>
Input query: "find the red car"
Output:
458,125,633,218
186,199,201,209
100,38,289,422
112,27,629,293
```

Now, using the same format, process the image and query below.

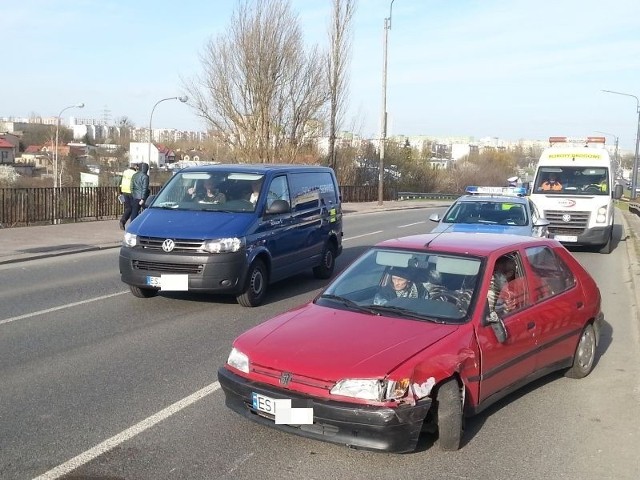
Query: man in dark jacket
130,163,149,222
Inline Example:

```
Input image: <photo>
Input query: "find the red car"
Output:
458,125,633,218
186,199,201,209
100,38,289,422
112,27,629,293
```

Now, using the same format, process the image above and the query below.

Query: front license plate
252,392,276,416
554,235,578,242
146,275,162,287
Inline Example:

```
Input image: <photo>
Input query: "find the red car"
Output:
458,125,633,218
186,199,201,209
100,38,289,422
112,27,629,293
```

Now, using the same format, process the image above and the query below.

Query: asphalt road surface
0,207,638,480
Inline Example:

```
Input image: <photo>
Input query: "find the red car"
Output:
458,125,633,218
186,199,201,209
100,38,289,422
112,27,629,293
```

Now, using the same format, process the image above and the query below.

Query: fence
0,185,402,227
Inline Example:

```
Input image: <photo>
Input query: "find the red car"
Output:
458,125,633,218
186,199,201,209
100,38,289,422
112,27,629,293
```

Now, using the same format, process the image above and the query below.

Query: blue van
119,164,343,307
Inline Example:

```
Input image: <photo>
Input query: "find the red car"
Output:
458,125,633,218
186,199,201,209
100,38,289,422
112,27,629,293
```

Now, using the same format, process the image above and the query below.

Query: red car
218,233,602,452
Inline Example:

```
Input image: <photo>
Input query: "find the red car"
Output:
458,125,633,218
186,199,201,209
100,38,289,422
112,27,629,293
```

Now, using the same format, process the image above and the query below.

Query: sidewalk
0,200,443,265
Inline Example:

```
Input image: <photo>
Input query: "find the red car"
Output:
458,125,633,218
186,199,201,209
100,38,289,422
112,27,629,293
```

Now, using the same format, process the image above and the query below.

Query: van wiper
318,294,378,315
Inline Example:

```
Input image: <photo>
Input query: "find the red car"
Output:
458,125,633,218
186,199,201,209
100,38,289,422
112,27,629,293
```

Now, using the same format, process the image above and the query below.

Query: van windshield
151,171,265,212
533,167,609,195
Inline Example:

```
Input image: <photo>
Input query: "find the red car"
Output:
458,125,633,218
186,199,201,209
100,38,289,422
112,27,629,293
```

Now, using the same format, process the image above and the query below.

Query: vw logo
280,372,292,386
562,214,572,223
162,239,175,252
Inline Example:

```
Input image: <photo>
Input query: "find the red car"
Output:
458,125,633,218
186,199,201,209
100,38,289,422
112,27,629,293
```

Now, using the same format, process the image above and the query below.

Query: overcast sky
3,0,640,150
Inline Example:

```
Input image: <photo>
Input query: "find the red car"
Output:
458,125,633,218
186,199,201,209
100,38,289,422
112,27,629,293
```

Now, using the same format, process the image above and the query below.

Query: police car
429,186,550,237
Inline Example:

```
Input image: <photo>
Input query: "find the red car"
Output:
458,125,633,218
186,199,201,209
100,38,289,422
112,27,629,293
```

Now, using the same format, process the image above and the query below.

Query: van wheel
599,230,613,254
237,259,267,307
565,323,596,379
435,379,464,451
313,243,336,279
129,285,158,298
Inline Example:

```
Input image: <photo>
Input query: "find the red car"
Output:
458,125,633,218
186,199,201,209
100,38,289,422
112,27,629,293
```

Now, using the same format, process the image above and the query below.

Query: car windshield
534,167,609,195
316,248,482,323
443,200,528,226
150,170,264,212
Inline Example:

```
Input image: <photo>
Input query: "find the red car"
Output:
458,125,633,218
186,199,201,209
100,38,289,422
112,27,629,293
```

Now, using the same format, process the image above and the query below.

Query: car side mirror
533,218,550,227
486,310,508,343
429,213,441,223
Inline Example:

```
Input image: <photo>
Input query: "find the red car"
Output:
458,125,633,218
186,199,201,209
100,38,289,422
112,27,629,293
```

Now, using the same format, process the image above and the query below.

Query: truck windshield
533,167,609,195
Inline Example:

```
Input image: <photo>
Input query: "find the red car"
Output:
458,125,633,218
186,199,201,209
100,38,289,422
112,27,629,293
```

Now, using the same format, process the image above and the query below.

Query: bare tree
327,0,356,172
185,0,327,163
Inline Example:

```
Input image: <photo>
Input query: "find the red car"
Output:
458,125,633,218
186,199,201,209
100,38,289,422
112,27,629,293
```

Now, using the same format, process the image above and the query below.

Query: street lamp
378,0,396,205
148,96,188,166
54,102,84,188
595,130,620,177
601,89,640,199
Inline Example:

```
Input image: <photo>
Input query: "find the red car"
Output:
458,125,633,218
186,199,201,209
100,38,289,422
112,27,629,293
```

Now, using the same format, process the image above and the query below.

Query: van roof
177,164,334,174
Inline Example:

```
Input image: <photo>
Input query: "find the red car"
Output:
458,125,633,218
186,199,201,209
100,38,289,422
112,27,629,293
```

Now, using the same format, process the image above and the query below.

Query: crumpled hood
234,302,458,380
128,209,255,239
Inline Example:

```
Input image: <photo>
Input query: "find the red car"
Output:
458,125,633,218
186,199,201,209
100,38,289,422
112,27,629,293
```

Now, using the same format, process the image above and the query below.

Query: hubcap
576,329,595,370
251,270,263,295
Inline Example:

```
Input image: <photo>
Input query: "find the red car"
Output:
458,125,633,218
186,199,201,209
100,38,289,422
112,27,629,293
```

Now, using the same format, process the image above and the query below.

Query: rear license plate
554,235,577,242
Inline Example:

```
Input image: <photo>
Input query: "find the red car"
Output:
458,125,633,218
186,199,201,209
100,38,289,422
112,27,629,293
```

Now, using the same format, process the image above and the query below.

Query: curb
619,210,640,326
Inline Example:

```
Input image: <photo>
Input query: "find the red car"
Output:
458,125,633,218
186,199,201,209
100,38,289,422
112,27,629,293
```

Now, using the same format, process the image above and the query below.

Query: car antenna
425,215,456,248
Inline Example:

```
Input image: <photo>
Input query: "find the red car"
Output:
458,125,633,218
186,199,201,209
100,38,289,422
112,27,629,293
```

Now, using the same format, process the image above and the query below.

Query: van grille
544,209,590,236
132,260,204,274
138,236,205,252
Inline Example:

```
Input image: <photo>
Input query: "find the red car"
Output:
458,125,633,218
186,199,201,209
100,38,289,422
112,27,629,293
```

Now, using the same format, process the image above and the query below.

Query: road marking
399,221,425,228
0,291,128,326
343,230,383,242
33,381,221,480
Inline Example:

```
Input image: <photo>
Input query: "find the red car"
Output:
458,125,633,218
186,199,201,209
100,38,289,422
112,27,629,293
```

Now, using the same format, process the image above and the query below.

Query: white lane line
33,381,221,480
342,231,383,242
398,221,425,228
0,291,128,326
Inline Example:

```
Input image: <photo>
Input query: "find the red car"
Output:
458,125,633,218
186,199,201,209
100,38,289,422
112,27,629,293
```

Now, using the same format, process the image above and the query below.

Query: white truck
529,136,623,254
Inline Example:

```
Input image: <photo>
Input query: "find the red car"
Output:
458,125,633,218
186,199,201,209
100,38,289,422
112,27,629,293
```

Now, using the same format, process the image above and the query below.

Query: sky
3,0,640,151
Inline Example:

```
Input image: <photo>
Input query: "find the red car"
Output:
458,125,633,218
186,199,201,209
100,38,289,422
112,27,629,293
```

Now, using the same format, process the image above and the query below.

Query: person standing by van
119,163,138,230
130,163,149,222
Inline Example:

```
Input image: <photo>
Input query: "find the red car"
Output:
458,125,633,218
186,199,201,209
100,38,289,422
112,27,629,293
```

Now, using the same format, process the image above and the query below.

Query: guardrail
397,192,460,201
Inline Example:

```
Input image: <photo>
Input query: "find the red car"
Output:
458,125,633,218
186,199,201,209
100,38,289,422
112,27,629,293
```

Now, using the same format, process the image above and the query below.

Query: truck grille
138,236,205,252
544,209,590,236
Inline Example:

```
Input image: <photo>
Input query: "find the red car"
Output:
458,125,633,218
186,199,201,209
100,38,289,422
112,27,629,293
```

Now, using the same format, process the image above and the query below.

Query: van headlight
123,232,137,247
330,378,410,401
227,347,249,373
203,237,245,253
596,206,607,223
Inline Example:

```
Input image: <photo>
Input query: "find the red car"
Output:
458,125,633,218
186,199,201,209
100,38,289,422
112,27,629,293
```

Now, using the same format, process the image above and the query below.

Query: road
0,207,639,480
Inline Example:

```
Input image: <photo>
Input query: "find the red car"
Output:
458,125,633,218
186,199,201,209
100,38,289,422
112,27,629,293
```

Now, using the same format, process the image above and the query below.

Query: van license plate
554,235,577,242
146,276,162,287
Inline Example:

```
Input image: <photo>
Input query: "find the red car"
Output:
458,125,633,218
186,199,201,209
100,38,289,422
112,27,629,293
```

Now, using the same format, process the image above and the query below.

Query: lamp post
148,96,188,166
378,0,395,205
601,89,640,199
595,130,620,177
54,102,84,188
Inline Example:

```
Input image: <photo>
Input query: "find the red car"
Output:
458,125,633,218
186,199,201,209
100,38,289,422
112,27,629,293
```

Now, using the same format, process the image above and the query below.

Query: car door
522,245,583,373
475,251,539,405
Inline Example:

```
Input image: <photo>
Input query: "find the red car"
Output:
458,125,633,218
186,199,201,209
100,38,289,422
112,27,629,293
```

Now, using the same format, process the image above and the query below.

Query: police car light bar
465,186,526,196
549,136,606,145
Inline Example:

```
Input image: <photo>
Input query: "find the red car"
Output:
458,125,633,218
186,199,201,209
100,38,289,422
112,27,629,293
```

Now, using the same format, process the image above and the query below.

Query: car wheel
435,378,464,451
129,285,158,298
565,323,596,379
237,259,267,307
313,243,336,279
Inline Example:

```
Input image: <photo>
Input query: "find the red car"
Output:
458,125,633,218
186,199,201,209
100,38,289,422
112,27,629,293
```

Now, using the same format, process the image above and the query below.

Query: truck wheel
129,285,158,298
313,243,336,279
565,323,596,379
435,379,464,451
237,259,267,307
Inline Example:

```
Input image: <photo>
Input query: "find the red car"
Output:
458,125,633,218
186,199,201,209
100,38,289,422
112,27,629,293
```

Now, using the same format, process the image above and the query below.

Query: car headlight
203,237,245,253
596,206,607,223
330,378,410,401
123,232,137,247
227,347,249,373
532,226,548,238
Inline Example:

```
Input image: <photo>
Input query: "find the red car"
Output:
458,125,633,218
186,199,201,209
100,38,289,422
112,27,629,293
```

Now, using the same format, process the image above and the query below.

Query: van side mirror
486,310,508,343
613,183,623,200
266,199,290,215
145,194,156,207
